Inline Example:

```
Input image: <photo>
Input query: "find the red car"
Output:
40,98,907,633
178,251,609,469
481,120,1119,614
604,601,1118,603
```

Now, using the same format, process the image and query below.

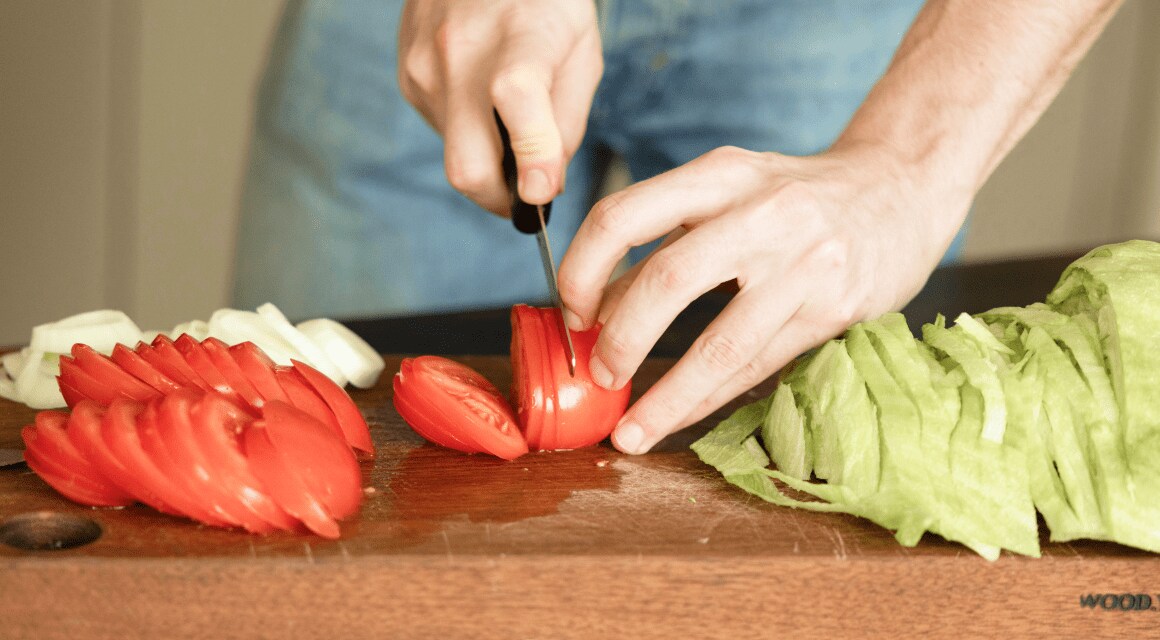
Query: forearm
835,0,1123,243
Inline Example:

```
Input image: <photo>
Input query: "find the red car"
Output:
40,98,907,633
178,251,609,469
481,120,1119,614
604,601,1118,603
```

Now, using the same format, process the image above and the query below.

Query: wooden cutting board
0,355,1155,639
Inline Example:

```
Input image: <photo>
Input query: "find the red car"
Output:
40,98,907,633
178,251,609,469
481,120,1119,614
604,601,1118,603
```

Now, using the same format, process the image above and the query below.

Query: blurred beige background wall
1,0,1158,345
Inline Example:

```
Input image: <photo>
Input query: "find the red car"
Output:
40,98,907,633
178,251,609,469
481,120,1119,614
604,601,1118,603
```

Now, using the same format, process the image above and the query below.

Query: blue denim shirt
233,0,949,321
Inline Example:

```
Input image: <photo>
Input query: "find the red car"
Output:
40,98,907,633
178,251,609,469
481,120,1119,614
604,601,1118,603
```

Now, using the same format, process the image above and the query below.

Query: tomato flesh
392,306,631,460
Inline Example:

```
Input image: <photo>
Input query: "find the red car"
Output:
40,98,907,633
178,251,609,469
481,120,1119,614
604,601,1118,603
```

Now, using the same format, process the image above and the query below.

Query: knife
494,110,577,376
0,448,25,468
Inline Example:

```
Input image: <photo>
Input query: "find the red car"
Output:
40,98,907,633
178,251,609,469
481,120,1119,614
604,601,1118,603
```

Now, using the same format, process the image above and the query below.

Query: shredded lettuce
693,240,1160,559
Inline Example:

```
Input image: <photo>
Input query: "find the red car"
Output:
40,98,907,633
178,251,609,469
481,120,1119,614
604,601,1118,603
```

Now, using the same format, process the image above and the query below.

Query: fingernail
588,356,615,390
563,308,584,332
523,169,551,202
613,421,646,455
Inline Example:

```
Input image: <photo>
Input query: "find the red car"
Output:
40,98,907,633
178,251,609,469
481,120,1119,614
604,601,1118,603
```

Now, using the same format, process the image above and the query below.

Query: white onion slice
296,318,384,389
169,319,210,342
256,303,348,387
13,350,65,409
30,309,143,355
2,348,29,380
206,308,305,365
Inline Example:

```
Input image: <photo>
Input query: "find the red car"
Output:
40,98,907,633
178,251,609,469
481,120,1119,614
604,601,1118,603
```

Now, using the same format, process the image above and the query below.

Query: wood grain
1,355,1156,639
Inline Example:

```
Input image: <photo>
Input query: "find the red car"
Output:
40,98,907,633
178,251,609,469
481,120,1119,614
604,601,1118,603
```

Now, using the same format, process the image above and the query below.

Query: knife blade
0,448,25,468
494,110,577,376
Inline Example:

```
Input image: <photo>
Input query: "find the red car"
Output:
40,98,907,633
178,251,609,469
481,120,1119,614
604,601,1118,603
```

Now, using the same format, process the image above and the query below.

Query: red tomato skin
58,355,122,407
67,399,179,515
228,342,290,405
243,420,341,539
147,335,212,392
71,343,160,403
21,411,134,507
188,393,298,531
292,360,374,457
110,343,183,396
259,401,362,520
151,390,272,534
393,356,528,461
274,367,346,443
173,334,245,405
511,305,632,452
200,338,265,408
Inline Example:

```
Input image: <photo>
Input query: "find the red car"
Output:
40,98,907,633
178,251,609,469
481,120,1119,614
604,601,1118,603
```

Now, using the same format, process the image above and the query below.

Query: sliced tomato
274,367,345,442
510,305,631,451
133,399,235,527
150,389,273,533
291,359,373,456
21,411,134,506
173,334,244,404
189,393,298,532
67,399,178,515
392,362,483,453
243,420,341,539
110,343,182,395
147,335,211,391
70,343,160,403
200,338,265,408
258,401,362,520
393,356,528,460
100,398,207,520
511,305,549,449
58,355,121,407
228,341,290,405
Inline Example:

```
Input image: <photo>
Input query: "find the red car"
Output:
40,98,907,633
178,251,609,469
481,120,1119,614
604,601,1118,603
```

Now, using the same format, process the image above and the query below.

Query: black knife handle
494,109,551,234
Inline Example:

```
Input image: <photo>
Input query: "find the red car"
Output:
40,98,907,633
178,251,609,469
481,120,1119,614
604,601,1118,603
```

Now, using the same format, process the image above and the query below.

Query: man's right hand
398,0,603,215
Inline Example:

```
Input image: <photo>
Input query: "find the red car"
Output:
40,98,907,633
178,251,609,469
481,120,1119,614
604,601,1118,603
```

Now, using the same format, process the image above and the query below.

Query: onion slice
296,318,384,389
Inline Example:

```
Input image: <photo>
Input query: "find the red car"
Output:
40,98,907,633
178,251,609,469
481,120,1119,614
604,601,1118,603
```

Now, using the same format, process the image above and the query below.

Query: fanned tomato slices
392,305,632,460
20,335,374,538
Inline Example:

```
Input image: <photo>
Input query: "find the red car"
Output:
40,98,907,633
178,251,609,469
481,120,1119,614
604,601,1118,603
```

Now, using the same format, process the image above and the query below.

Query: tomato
393,355,529,460
392,306,631,459
291,360,374,457
146,335,212,392
228,341,290,405
21,410,134,507
70,343,159,403
200,337,265,408
110,343,182,396
510,305,631,451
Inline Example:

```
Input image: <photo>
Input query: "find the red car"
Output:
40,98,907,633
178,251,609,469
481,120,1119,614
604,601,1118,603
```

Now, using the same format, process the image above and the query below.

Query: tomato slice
259,401,362,520
510,305,548,450
393,356,528,460
67,399,178,515
200,337,266,408
173,334,245,404
510,305,632,451
134,399,235,528
147,335,211,392
58,355,122,407
71,343,160,403
392,364,483,453
21,411,134,506
228,341,290,405
110,343,182,396
189,393,298,532
243,420,341,539
274,367,345,442
291,360,374,457
101,399,223,524
150,390,273,533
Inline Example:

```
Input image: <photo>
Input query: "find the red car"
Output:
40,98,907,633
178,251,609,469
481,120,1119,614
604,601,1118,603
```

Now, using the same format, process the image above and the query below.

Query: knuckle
490,65,546,106
443,156,491,195
596,325,634,366
433,22,459,60
694,330,753,374
587,192,632,240
642,250,694,296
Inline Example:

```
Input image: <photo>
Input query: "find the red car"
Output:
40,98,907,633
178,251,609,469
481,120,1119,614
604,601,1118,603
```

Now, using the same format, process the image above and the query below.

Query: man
234,0,1122,454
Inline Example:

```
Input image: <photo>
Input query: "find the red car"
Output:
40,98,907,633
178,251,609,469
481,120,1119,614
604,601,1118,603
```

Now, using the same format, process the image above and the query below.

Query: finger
595,228,686,325
442,83,509,215
677,312,843,430
609,284,804,456
588,221,742,392
559,148,757,331
491,35,567,205
550,27,603,162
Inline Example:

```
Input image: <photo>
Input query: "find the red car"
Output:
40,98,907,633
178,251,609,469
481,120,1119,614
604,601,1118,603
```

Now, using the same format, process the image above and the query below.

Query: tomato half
392,356,528,460
510,305,632,451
